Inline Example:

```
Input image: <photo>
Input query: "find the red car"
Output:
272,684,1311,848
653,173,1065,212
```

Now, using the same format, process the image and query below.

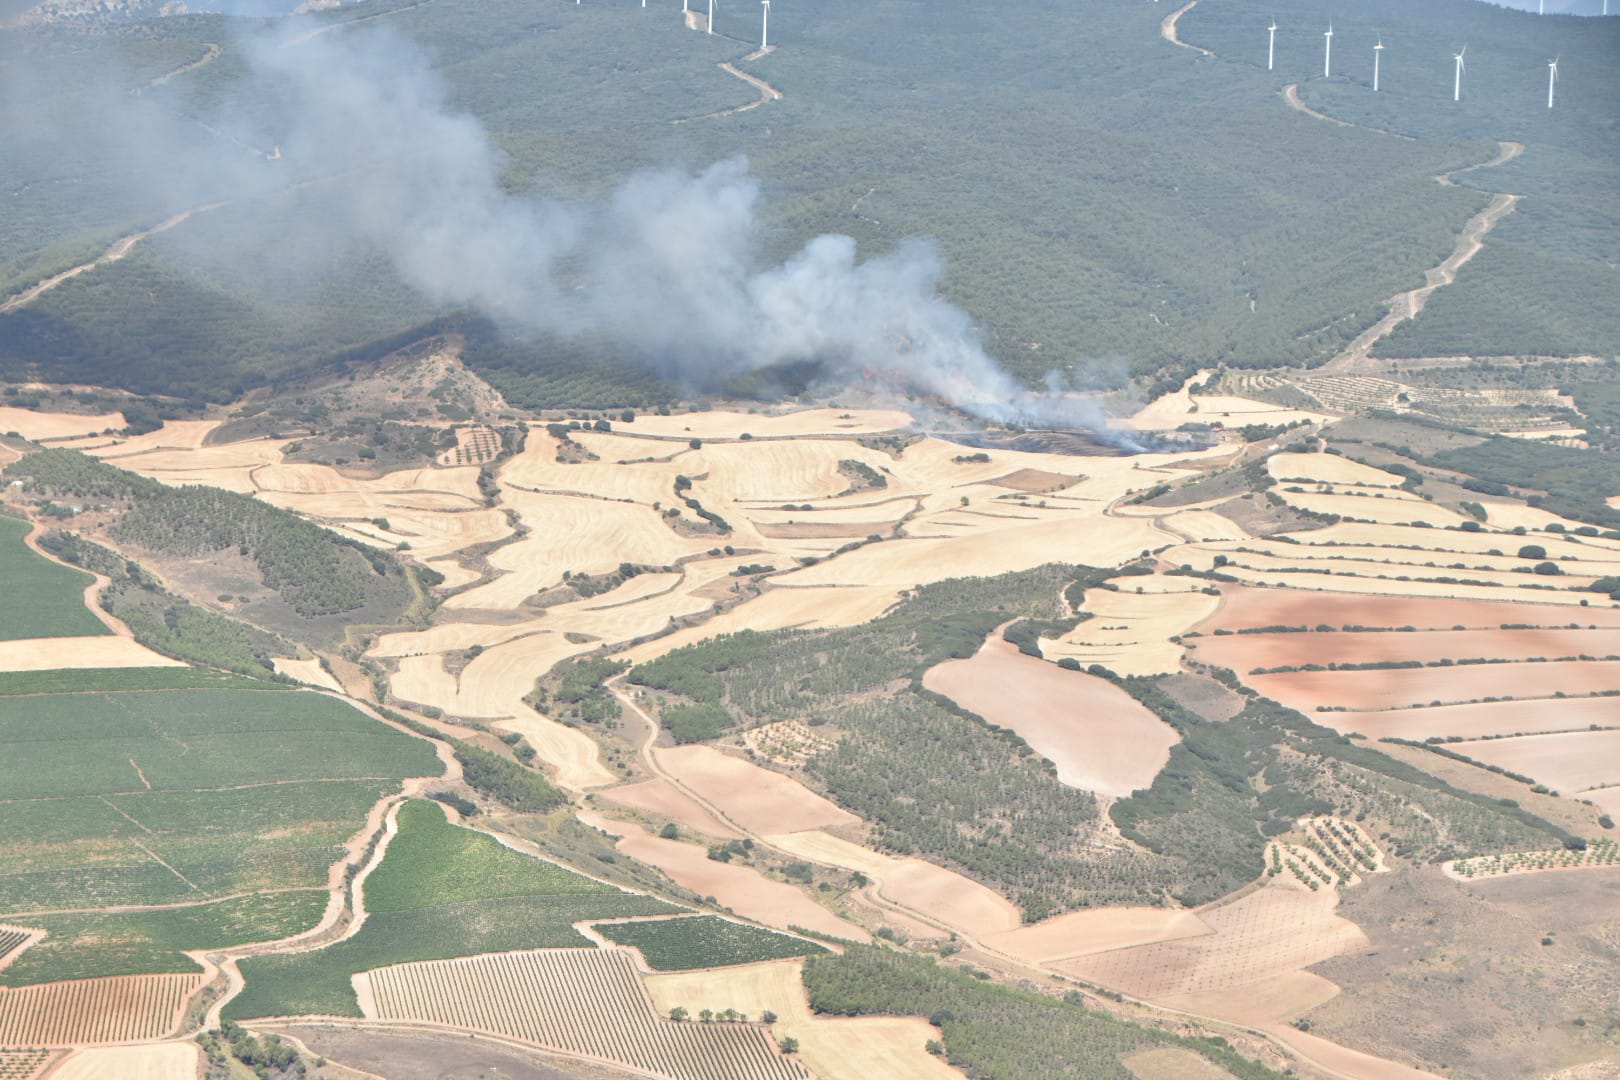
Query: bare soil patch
656,746,858,835
578,812,866,942
1191,626,1620,673
764,829,1019,940
0,636,184,672
596,778,744,841
984,907,1210,965
45,1042,200,1080
1451,729,1620,794
1126,1046,1240,1080
1198,586,1620,633
984,468,1082,493
1249,660,1620,713
923,635,1178,796
1315,696,1620,743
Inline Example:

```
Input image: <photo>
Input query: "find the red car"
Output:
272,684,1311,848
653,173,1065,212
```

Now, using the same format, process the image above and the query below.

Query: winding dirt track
0,204,223,317
1325,141,1523,372
1161,1,1213,56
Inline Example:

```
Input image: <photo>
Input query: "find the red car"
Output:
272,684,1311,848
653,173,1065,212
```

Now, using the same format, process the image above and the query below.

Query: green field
0,683,442,984
596,916,827,971
0,666,284,696
227,800,677,1019
0,515,109,641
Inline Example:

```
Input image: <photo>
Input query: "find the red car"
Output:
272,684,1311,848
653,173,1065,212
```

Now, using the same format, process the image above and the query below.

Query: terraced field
361,948,808,1080
0,974,198,1046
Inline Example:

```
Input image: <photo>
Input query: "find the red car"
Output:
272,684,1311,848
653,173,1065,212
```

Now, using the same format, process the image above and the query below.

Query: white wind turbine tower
760,0,770,49
708,0,714,34
1322,21,1333,78
1452,45,1466,102
1547,55,1558,108
1373,36,1384,91
1268,19,1277,71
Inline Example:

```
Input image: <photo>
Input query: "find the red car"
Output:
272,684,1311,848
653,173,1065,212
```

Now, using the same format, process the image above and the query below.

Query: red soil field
1198,586,1620,634
0,974,198,1046
1314,697,1620,742
1190,627,1620,673
1248,660,1620,713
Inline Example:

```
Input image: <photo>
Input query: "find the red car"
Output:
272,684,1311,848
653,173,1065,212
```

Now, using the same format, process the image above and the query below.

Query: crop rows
0,1049,53,1080
365,948,806,1080
0,932,31,969
0,974,198,1046
1449,837,1619,879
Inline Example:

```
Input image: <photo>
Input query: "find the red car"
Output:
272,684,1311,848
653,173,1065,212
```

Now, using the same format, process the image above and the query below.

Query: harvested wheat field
1164,969,1341,1027
1317,696,1620,742
1198,587,1620,633
1271,489,1470,528
579,813,866,942
1057,881,1366,1004
271,657,344,692
597,779,744,841
0,974,199,1046
1125,1045,1241,1080
1248,660,1620,714
1267,453,1404,488
983,907,1211,966
1451,730,1620,795
620,586,901,666
495,709,620,791
923,635,1178,796
655,747,858,835
91,420,220,456
642,960,962,1080
0,407,123,441
1190,626,1620,673
46,1042,201,1080
1158,509,1250,543
764,829,1020,939
1043,584,1221,677
0,636,183,672
620,408,913,440
359,947,807,1080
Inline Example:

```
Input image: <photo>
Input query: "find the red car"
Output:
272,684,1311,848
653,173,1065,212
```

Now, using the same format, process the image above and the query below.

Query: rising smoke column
223,24,1110,431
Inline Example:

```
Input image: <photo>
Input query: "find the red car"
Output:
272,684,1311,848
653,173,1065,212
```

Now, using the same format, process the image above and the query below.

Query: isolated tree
1518,544,1547,559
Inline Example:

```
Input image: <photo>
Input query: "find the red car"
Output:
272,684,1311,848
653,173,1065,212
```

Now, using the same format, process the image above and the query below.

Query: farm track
0,204,224,317
1160,0,1212,56
1275,82,1523,374
141,43,221,89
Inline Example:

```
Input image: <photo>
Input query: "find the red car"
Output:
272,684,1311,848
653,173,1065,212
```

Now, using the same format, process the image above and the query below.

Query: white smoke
121,22,1115,432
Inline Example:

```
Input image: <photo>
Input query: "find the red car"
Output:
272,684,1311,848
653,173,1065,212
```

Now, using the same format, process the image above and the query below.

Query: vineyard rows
1449,836,1618,879
0,1049,53,1080
0,932,32,970
0,974,198,1046
439,426,501,466
362,948,807,1080
1267,817,1385,890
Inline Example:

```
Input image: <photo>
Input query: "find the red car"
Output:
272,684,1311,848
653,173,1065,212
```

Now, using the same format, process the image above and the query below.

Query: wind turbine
1322,21,1333,78
708,0,714,34
1547,55,1558,109
1373,37,1384,92
760,0,770,49
1267,19,1277,71
1452,45,1466,102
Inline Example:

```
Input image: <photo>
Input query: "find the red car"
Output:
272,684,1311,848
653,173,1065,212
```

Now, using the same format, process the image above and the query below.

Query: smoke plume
21,19,1116,432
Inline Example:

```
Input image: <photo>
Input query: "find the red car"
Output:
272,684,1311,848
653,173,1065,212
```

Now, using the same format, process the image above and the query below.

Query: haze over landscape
0,0,1617,1078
